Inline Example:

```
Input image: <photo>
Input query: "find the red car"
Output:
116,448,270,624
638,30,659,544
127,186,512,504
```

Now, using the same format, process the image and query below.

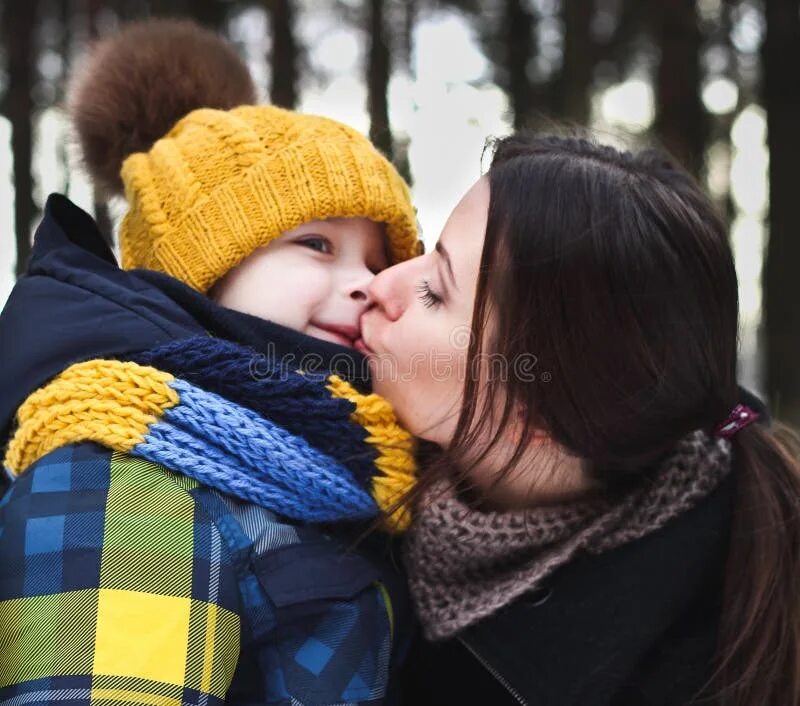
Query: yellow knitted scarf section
4,359,178,476
327,375,416,532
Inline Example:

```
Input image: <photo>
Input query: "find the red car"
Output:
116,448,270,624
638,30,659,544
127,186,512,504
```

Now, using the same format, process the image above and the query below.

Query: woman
358,135,800,705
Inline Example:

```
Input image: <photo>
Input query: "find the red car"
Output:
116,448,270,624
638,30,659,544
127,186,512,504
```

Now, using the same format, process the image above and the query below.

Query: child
0,19,419,706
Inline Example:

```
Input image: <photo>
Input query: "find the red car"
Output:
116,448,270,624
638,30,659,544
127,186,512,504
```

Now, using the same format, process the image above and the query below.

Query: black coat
401,471,736,706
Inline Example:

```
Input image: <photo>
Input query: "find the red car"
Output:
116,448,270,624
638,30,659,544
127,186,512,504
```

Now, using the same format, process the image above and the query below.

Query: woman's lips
354,338,372,355
355,318,377,355
353,309,375,355
310,322,359,348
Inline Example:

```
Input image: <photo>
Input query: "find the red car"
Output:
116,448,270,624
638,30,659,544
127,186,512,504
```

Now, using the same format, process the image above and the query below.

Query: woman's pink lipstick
354,317,376,355
354,338,372,355
311,322,360,348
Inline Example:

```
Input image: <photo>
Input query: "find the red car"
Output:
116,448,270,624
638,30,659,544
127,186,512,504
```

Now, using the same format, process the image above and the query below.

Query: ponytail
711,423,800,705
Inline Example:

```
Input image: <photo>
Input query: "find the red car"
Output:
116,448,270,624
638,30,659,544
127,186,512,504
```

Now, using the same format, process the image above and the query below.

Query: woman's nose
367,257,420,321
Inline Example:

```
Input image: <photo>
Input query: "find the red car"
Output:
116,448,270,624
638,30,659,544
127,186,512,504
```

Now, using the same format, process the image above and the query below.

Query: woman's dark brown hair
437,134,800,705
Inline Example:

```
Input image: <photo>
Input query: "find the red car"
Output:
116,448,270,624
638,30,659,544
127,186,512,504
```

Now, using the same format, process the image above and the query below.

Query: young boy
0,19,419,706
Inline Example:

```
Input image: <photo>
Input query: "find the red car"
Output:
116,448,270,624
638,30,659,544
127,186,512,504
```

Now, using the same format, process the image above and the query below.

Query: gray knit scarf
404,430,732,640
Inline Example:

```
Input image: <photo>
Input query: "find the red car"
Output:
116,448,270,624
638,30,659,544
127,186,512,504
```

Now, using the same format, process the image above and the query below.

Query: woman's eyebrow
435,241,458,290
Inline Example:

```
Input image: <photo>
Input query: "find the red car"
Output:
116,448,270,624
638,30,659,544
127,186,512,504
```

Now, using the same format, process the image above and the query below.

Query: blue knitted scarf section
134,336,378,485
129,336,379,523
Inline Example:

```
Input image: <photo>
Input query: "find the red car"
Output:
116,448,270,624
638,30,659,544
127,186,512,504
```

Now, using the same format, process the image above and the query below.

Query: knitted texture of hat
120,105,421,292
404,430,732,639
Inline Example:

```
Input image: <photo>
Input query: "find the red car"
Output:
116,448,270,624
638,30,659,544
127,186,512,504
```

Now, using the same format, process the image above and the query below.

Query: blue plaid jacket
0,442,409,705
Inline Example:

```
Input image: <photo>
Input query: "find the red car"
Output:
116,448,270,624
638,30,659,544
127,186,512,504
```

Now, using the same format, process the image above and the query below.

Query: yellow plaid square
93,589,191,686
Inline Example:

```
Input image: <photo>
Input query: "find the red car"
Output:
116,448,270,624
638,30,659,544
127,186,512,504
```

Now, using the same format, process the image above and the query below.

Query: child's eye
415,279,443,309
298,236,333,254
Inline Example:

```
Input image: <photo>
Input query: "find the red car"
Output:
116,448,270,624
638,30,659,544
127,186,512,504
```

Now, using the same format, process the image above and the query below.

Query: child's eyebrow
435,241,458,290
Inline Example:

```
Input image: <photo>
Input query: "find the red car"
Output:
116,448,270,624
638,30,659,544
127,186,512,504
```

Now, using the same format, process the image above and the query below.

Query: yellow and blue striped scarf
4,336,416,530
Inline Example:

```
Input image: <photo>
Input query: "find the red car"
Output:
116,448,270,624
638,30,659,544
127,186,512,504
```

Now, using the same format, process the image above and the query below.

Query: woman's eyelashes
416,279,444,309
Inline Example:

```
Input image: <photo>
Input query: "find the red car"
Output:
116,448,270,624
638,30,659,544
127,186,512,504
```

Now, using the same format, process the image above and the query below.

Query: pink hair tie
714,403,760,438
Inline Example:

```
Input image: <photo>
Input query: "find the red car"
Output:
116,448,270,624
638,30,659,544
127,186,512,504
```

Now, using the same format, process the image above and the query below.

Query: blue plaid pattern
192,486,400,705
1,443,405,705
0,444,109,601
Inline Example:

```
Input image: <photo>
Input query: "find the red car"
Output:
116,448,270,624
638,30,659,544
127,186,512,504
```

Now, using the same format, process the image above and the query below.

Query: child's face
213,217,389,348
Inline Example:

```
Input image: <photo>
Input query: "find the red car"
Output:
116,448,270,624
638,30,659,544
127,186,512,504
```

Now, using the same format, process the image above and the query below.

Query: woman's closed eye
416,279,444,309
297,235,333,254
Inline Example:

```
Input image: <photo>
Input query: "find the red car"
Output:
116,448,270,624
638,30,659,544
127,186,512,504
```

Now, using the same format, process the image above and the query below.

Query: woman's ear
509,403,551,446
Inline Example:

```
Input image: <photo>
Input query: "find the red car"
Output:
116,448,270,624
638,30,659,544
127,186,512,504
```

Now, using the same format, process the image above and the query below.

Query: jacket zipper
458,637,529,706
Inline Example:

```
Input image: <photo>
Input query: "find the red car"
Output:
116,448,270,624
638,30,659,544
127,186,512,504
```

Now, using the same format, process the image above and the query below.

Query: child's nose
345,268,376,305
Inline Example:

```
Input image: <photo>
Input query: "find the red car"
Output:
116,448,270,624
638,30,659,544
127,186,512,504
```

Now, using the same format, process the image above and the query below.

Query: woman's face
358,178,489,444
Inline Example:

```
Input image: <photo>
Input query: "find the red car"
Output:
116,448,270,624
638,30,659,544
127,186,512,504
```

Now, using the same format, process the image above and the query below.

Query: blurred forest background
0,0,798,424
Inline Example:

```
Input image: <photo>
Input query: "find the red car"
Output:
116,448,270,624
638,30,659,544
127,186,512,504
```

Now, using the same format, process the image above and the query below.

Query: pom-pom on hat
68,19,421,293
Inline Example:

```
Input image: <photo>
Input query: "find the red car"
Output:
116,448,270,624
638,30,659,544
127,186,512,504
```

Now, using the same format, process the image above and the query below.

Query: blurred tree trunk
2,0,38,277
400,0,416,76
149,0,226,27
58,0,71,193
503,0,536,130
556,0,594,124
714,0,739,224
763,0,800,424
367,0,393,159
394,0,414,183
192,0,228,29
86,0,114,246
652,0,707,177
114,0,148,20
266,0,299,108
594,0,646,80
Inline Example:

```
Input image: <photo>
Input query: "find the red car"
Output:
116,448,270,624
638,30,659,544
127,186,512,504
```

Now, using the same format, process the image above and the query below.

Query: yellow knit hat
68,19,421,293
120,105,420,292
